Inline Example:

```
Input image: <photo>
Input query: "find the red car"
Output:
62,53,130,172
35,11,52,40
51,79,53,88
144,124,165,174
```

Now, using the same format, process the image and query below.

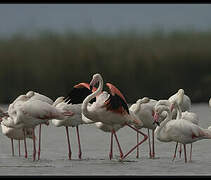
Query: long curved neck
155,108,172,137
175,102,182,119
82,76,103,119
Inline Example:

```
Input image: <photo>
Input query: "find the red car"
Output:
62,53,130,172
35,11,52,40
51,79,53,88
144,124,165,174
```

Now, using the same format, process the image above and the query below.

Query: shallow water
0,103,211,176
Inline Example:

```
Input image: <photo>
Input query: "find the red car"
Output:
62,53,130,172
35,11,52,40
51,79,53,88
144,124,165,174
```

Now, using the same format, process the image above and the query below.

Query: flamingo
129,97,167,159
7,91,53,160
168,89,198,160
1,121,34,157
52,82,96,160
170,99,199,161
153,102,211,163
81,73,148,160
2,92,74,161
25,91,53,160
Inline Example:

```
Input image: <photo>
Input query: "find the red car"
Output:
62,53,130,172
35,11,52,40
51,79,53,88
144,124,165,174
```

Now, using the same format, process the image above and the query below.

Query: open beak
153,112,160,126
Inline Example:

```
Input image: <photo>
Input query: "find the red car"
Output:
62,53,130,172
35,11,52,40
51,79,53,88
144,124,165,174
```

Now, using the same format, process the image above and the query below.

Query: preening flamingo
2,92,74,161
168,89,191,119
129,97,167,159
153,101,211,163
52,82,96,160
82,73,148,160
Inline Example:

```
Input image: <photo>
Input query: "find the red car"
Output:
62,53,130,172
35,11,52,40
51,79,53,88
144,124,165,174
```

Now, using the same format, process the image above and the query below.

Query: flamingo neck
82,75,103,120
175,102,182,120
155,108,172,138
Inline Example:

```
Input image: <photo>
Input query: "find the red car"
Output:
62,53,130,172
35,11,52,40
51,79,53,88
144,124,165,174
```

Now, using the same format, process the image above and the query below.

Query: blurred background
0,4,211,104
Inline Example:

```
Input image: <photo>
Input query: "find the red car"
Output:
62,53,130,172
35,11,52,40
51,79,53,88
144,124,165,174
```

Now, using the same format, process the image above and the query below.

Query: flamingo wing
64,83,96,104
105,83,129,115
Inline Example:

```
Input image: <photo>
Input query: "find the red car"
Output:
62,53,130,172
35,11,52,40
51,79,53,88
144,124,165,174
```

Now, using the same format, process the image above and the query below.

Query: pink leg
65,126,71,160
179,143,182,158
38,124,41,160
112,129,123,159
189,143,192,162
18,140,21,157
23,129,28,158
147,129,152,158
122,123,148,159
152,129,155,158
11,138,14,156
172,142,178,161
76,126,82,159
109,131,114,160
136,131,139,158
32,128,36,161
183,144,187,163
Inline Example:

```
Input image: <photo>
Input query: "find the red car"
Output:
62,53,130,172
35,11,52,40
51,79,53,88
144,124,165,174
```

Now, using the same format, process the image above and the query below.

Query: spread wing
64,82,96,104
104,83,129,115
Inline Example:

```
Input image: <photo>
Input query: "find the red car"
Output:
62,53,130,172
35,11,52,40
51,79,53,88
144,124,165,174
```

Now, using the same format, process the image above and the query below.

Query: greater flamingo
52,82,96,160
2,92,74,161
153,102,211,163
129,97,166,159
1,121,33,157
81,73,148,160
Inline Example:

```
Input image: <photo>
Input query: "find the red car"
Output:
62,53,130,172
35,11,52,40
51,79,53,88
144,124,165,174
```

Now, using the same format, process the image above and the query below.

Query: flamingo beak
153,112,160,126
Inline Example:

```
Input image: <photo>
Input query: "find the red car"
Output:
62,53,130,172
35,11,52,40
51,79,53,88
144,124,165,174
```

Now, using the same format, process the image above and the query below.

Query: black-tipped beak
153,121,160,126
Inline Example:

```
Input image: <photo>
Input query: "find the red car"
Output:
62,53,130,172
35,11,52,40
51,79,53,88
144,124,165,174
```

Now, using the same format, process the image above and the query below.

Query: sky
0,4,211,37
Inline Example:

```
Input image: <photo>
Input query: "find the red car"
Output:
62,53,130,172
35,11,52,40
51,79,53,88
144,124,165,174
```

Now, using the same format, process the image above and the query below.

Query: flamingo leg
136,131,139,158
172,142,178,161
152,129,155,158
179,143,182,158
76,126,82,159
32,128,36,161
23,128,28,158
112,129,123,159
183,144,187,163
18,140,21,157
11,138,14,156
189,143,192,162
147,129,152,158
38,124,41,160
122,123,148,159
65,126,72,160
109,131,114,160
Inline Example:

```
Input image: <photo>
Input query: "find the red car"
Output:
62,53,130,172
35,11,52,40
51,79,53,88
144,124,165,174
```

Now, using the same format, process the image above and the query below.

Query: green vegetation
0,29,211,104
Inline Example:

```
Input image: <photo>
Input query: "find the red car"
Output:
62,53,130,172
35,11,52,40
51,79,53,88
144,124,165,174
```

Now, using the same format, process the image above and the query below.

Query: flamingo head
89,73,102,90
153,112,160,126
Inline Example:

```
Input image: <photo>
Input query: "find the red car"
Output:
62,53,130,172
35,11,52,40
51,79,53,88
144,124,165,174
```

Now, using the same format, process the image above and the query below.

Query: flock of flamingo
1,73,211,163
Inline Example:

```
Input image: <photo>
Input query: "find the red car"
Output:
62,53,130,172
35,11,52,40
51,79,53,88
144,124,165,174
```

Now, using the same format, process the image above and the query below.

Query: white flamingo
25,91,53,160
1,122,33,157
129,97,167,159
82,73,148,160
52,82,96,160
2,92,74,161
153,102,211,163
